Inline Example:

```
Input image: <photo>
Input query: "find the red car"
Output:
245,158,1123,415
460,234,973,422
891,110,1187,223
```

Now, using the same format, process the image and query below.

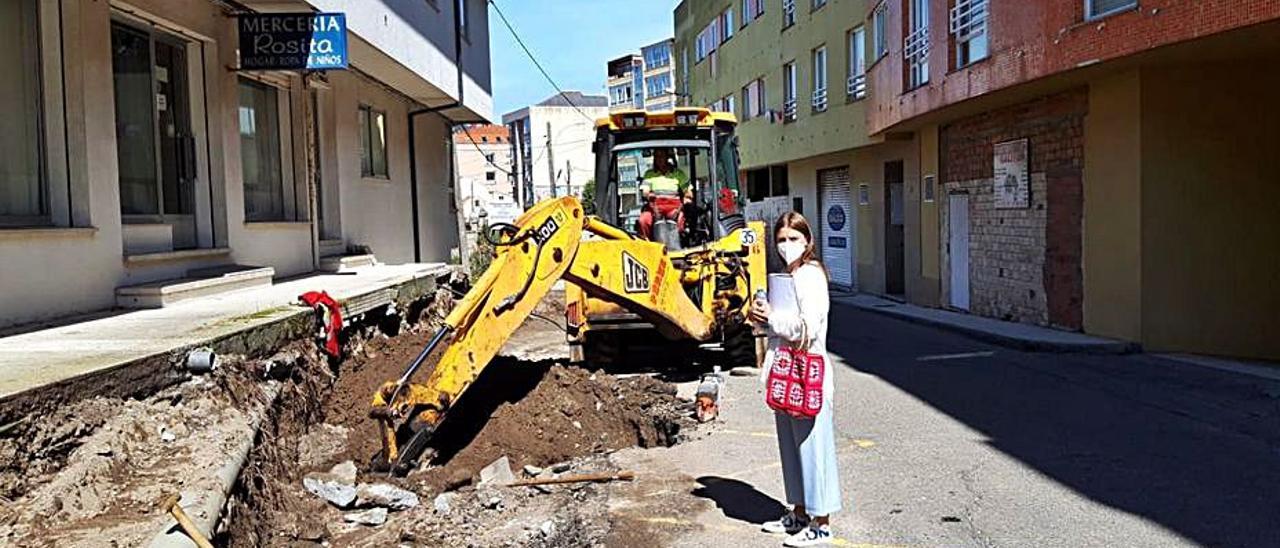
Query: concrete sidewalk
834,293,1137,354
0,263,451,416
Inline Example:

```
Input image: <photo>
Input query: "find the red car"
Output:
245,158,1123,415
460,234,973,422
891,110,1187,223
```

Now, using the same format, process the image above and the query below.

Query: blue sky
488,0,680,117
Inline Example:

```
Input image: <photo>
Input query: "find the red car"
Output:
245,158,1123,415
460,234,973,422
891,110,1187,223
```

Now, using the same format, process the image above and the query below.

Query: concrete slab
115,265,276,308
835,293,1137,354
318,254,378,273
0,263,452,407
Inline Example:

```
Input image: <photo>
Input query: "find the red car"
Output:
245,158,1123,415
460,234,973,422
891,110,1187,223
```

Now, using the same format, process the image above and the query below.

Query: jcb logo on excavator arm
622,252,650,293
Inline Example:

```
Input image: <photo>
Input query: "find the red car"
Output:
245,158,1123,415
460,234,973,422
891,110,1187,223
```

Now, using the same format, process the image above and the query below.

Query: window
1,0,46,224
905,0,930,89
783,62,797,121
812,46,828,112
645,73,672,98
951,0,988,68
724,94,736,116
872,2,889,60
486,171,496,182
783,0,796,28
723,8,735,40
239,78,285,221
742,78,766,120
847,26,867,99
696,19,722,62
742,0,764,26
813,0,827,9
484,153,495,162
359,105,389,178
609,84,634,106
643,43,671,69
746,166,789,202
1086,0,1137,20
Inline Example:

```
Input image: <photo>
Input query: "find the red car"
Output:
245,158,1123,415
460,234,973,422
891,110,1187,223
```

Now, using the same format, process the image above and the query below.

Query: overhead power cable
488,0,598,123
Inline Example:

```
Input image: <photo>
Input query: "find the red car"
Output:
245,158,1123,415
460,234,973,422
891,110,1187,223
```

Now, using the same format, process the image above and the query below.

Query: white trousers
774,399,842,516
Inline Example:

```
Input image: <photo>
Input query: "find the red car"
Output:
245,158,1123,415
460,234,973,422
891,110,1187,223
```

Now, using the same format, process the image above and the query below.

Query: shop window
238,78,286,221
0,0,46,225
359,105,389,178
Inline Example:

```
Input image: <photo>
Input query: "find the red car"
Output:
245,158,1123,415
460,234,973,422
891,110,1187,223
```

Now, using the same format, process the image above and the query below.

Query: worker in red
636,148,689,240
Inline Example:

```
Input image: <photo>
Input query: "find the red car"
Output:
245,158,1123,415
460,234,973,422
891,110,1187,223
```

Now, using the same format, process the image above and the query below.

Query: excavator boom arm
371,196,745,472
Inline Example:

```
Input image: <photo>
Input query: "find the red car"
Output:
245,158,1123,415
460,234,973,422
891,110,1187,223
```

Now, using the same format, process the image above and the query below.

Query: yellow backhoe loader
370,108,767,474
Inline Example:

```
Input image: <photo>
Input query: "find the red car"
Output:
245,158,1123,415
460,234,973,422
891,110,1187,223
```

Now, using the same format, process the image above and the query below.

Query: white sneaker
761,512,809,535
783,524,833,547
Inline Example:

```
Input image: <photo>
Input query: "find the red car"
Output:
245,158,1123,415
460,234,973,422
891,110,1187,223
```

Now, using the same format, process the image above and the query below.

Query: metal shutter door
819,167,854,288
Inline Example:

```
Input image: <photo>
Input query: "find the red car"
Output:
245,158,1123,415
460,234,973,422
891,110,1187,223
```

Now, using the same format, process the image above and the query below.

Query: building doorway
818,167,854,289
111,21,199,251
884,161,905,296
948,193,970,310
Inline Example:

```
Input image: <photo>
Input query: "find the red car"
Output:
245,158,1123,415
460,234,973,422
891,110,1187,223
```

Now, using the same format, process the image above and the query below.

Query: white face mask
777,240,806,266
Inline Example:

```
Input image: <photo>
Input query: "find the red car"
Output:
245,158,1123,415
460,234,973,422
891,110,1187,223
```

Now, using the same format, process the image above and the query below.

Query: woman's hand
750,298,772,325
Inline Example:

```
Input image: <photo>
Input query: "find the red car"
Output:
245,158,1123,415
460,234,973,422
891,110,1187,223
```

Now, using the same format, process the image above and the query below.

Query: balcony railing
811,88,828,112
949,0,987,42
783,98,798,122
847,73,866,100
903,25,930,65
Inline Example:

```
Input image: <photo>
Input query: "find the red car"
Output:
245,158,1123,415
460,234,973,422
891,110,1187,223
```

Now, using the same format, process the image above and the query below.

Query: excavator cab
592,109,747,249
566,108,758,365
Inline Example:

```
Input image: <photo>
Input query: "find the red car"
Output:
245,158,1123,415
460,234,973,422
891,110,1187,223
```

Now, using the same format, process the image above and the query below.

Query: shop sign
993,138,1029,209
238,13,348,70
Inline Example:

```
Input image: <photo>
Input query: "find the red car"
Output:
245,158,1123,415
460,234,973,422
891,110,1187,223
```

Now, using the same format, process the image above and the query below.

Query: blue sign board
827,236,848,249
238,13,348,70
827,205,846,231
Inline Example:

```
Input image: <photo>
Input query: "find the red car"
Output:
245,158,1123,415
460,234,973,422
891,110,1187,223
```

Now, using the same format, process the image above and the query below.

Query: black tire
581,331,624,369
723,322,763,369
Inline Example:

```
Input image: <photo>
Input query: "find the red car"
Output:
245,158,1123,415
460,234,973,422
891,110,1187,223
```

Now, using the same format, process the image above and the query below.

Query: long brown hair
774,211,824,274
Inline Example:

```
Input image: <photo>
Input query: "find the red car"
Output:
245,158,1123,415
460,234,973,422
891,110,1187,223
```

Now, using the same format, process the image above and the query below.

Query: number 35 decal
739,228,757,247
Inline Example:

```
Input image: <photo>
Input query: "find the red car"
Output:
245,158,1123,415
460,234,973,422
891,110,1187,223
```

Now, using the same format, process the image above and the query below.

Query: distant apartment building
454,125,519,225
503,92,609,208
678,0,1280,361
0,0,492,329
606,38,678,112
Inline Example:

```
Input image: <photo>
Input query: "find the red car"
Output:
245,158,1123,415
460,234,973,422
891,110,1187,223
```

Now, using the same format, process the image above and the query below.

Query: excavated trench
0,289,695,547
219,292,693,547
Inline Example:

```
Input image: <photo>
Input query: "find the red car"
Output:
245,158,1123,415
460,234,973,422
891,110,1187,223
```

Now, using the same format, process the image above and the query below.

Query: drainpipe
408,0,466,263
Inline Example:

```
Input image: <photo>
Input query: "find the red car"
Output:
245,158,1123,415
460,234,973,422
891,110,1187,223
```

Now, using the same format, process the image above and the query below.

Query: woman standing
750,211,841,547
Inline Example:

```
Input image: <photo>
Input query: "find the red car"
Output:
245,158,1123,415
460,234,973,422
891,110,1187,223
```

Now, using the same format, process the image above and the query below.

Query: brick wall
867,1,1280,134
940,89,1086,328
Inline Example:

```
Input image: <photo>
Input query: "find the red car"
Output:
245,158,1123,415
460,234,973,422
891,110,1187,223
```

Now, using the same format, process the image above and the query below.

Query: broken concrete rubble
303,462,360,508
478,456,515,487
355,483,420,511
344,507,388,526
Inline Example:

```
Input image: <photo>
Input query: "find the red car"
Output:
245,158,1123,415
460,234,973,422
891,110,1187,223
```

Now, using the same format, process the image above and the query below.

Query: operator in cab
636,148,688,241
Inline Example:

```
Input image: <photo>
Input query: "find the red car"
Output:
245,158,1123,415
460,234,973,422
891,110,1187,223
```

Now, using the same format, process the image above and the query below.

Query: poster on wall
993,139,1029,209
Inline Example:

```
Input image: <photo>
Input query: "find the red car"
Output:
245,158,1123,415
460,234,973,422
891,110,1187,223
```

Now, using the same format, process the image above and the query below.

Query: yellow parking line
627,515,906,547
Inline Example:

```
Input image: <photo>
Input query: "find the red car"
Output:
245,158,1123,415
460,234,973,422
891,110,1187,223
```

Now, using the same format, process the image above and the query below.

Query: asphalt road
610,302,1280,547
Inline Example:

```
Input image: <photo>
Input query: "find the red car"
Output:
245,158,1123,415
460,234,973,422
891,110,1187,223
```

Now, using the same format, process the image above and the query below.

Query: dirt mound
418,364,686,492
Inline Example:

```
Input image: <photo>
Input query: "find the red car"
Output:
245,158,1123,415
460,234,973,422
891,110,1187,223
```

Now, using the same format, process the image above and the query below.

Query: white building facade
502,92,609,209
0,0,492,328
